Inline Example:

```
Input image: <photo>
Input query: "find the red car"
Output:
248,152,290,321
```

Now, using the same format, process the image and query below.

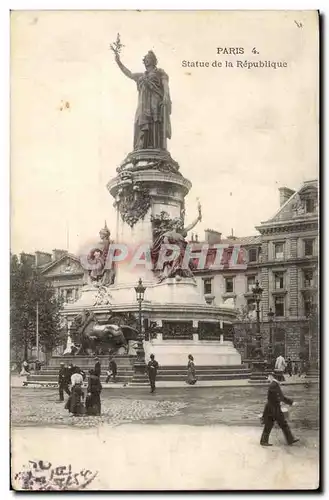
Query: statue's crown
144,50,158,65
99,221,110,238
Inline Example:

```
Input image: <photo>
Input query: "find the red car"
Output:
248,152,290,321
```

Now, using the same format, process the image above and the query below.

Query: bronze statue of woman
114,50,172,151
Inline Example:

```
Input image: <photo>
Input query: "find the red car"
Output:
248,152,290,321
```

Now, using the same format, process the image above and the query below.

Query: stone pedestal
62,149,242,368
145,339,241,366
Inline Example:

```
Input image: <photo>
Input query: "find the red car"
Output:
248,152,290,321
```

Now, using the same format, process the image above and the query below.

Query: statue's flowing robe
133,68,171,150
151,230,195,278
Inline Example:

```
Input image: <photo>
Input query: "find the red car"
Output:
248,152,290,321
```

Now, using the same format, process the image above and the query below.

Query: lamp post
252,280,263,354
134,278,147,373
250,280,265,377
267,307,275,369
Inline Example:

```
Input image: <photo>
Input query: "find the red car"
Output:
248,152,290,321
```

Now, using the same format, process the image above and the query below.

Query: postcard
10,10,319,491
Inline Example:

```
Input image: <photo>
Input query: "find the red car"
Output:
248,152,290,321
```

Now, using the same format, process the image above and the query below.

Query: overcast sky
10,10,318,255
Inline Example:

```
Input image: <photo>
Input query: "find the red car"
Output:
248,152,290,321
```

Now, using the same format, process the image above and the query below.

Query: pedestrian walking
274,353,286,381
20,360,30,376
68,363,86,383
86,369,102,416
260,372,299,447
147,354,159,393
94,357,101,377
58,362,71,402
186,354,197,385
105,358,117,383
71,371,84,387
298,360,306,377
286,358,293,377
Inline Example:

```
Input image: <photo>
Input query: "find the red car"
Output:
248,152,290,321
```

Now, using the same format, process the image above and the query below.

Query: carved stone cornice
107,169,191,199
117,148,180,174
261,256,318,268
256,220,318,235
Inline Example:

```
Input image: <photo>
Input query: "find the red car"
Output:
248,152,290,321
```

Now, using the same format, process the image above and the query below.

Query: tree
10,253,63,361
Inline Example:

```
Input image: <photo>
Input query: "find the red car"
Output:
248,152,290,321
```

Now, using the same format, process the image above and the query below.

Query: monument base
144,339,241,366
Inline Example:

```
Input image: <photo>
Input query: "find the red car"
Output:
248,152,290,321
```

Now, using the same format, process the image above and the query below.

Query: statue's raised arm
183,201,202,235
114,53,141,82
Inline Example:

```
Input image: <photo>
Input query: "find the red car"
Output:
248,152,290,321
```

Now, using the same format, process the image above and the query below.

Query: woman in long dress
65,381,85,416
86,369,102,416
20,360,30,376
186,354,197,385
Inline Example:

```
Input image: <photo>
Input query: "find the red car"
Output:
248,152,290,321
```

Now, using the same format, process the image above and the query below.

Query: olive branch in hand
110,33,124,55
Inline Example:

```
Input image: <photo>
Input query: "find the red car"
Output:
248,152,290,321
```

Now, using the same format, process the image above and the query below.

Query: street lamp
267,307,275,369
249,280,265,379
252,280,263,355
134,278,147,373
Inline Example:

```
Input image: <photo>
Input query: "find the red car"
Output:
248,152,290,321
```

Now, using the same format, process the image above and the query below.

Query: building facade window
304,269,314,288
247,275,256,292
304,296,314,317
248,248,257,263
304,239,314,257
225,277,234,293
274,242,284,260
247,298,256,311
274,272,285,290
305,198,315,213
203,278,212,295
274,296,285,317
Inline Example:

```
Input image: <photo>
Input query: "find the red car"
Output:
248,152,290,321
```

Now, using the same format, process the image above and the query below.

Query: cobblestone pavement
11,389,186,428
11,382,319,429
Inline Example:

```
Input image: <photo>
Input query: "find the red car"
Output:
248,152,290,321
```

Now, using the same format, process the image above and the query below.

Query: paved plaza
11,383,319,428
11,384,319,490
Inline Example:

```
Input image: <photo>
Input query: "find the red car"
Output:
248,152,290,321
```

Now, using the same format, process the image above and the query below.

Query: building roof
258,179,318,229
40,253,81,274
190,235,261,247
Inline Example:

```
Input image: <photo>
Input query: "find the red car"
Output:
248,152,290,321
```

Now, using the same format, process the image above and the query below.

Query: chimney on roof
52,249,68,262
20,252,36,267
204,229,222,245
279,187,295,207
226,228,238,241
35,251,52,267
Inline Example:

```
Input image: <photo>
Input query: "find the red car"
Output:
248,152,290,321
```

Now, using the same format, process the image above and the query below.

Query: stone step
132,373,250,381
157,368,250,375
43,365,134,376
155,364,249,370
52,355,134,360
27,374,133,382
49,356,136,368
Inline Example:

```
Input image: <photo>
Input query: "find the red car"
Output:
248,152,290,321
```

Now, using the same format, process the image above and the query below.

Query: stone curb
11,378,317,389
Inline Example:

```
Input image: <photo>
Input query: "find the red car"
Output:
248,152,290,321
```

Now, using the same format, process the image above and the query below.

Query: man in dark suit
147,354,159,393
94,357,101,377
260,372,300,446
58,362,71,401
105,358,117,383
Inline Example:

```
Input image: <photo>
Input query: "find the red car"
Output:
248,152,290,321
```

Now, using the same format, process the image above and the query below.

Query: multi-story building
256,179,319,363
19,249,84,304
191,229,262,315
39,252,84,304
